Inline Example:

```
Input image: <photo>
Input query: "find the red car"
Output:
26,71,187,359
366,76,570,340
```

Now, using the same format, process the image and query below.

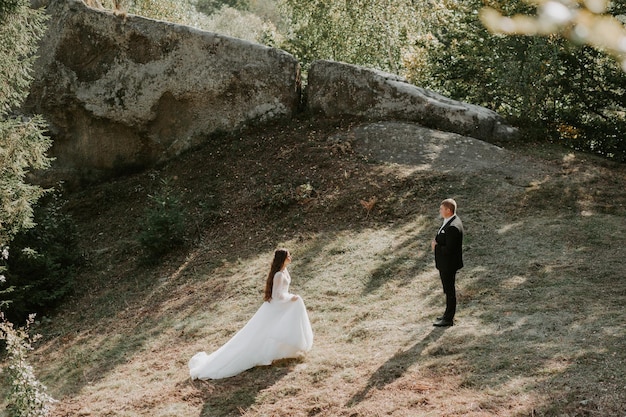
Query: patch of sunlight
155,404,198,417
537,357,572,376
601,324,625,338
463,266,489,283
451,315,501,340
481,376,545,411
169,250,199,282
501,275,527,289
525,175,552,191
496,312,529,334
281,218,429,294
563,153,576,163
374,163,432,178
411,269,439,282
74,347,187,414
497,221,525,234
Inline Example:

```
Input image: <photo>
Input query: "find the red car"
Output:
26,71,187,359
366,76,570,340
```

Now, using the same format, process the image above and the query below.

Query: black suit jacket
434,215,464,273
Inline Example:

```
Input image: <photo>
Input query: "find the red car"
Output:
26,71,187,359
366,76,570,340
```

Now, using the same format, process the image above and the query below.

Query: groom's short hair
441,198,457,214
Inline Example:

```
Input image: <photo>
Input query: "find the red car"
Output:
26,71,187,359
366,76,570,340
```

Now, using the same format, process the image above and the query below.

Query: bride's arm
272,272,298,302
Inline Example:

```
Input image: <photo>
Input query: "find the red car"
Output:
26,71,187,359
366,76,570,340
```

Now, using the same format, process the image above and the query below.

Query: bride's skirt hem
188,298,313,380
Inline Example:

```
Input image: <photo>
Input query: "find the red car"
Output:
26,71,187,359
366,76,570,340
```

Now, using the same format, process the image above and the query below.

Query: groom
431,198,464,327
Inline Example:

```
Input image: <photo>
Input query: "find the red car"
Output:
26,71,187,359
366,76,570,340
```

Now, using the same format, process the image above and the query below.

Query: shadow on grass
450,213,626,414
346,327,447,407
38,313,165,399
363,232,431,295
193,358,297,417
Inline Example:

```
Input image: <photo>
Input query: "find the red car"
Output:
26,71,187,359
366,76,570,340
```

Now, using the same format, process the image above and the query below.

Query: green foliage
406,0,559,116
195,193,222,225
1,193,81,323
0,116,52,247
0,0,20,23
481,0,626,71
96,0,281,47
259,183,296,209
127,0,196,22
0,0,51,248
94,0,199,25
198,5,281,44
405,0,626,160
196,0,249,15
279,0,427,73
281,0,625,160
138,180,186,261
0,2,57,415
1,246,11,311
0,313,56,417
0,0,47,115
258,182,315,210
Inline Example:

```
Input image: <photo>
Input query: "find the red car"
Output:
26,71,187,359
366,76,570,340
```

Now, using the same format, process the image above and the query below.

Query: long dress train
188,269,313,379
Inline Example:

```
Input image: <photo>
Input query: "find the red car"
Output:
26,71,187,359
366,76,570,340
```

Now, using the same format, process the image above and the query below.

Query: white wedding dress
189,269,313,380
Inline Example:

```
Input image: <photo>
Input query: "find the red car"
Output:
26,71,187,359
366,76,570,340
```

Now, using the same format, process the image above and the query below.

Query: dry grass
1,117,625,416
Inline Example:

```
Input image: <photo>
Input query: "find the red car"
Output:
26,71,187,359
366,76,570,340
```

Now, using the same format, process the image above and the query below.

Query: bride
189,248,313,380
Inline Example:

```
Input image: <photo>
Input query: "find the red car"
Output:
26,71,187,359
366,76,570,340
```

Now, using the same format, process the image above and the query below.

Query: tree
91,0,205,27
1,2,56,414
0,0,52,249
404,0,626,160
279,0,428,73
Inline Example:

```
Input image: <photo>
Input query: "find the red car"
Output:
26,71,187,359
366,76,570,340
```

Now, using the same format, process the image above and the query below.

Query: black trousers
439,269,457,321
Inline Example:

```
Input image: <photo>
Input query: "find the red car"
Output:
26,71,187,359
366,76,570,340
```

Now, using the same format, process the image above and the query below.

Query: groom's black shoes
433,318,454,327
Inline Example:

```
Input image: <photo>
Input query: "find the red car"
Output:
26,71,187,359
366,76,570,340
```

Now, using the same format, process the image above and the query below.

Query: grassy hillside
2,116,625,416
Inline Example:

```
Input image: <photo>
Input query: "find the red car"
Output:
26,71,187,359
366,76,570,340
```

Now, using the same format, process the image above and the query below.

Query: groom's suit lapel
439,215,456,235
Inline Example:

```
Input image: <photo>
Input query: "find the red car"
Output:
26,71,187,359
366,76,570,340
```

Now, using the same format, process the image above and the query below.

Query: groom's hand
431,239,437,251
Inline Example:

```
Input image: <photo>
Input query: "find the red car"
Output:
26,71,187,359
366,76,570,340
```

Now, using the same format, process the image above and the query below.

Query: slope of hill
2,116,625,416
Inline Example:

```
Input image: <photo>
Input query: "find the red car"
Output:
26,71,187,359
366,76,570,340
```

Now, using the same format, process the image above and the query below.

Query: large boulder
25,0,300,183
306,60,516,142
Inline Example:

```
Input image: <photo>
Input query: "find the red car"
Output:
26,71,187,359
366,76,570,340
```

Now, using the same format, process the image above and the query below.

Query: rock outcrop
307,60,516,142
25,0,300,182
24,1,518,185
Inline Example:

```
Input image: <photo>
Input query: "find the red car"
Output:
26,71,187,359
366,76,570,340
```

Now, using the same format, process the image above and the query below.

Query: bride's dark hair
264,248,289,301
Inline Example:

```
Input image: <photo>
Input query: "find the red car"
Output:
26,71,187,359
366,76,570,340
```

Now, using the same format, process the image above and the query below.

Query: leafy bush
0,313,56,417
1,193,80,323
257,182,316,210
138,181,186,261
259,183,295,209
196,0,249,15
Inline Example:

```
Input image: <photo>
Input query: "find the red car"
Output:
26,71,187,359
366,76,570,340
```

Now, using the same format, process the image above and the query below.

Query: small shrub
0,313,56,417
259,183,295,209
196,194,222,225
258,182,317,210
1,193,80,323
138,180,186,261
